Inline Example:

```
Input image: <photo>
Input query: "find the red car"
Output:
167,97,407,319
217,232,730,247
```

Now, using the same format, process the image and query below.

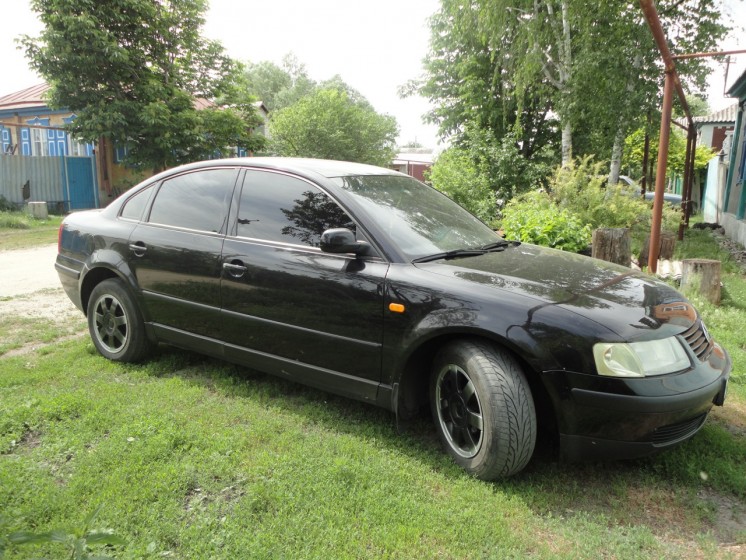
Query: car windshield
332,174,501,260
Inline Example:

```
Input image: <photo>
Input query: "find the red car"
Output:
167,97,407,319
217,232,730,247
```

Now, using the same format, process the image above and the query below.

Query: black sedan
56,158,731,479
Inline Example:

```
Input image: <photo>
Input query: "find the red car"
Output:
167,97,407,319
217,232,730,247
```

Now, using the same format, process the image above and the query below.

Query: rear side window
120,187,152,221
237,170,355,247
149,168,237,233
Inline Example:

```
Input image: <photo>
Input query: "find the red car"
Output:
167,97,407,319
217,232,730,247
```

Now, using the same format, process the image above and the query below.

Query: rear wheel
430,340,536,479
87,279,152,362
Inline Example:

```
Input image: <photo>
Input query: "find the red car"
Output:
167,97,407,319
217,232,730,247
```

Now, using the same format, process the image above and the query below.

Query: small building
691,104,738,152
391,151,434,183
721,69,746,246
694,104,738,223
0,83,94,157
0,84,99,210
0,83,270,210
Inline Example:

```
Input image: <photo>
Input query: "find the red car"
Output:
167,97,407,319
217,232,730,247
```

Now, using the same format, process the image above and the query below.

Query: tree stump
639,231,676,269
680,259,721,305
592,228,630,267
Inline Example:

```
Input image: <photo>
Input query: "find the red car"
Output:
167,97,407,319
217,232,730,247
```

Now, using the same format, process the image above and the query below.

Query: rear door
126,167,239,341
220,169,388,400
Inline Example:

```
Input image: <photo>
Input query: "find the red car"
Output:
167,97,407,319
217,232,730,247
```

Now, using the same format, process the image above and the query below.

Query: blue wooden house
722,69,746,246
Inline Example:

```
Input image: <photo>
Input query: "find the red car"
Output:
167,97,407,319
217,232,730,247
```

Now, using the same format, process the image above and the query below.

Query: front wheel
87,278,152,362
430,340,536,479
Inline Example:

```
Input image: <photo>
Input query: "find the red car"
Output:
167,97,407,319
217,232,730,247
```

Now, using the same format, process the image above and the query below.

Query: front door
220,169,387,400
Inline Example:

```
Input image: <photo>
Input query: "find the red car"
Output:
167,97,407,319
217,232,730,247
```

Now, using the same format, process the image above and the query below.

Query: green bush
0,196,15,212
548,156,681,234
501,191,592,252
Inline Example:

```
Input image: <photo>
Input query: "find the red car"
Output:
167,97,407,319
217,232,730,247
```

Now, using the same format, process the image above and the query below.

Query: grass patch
0,212,64,250
0,315,86,356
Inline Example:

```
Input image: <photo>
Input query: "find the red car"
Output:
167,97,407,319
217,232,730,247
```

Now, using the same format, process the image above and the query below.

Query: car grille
681,320,714,361
652,414,707,446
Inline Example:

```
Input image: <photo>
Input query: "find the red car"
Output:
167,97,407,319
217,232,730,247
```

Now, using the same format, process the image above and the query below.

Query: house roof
727,68,746,99
673,103,738,129
0,82,268,116
691,104,738,124
0,83,51,112
393,151,434,165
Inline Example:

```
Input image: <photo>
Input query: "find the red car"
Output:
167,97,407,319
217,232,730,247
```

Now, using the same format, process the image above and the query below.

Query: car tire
87,278,152,362
430,340,536,479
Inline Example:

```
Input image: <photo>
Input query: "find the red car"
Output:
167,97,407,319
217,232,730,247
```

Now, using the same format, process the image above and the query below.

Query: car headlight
593,337,691,377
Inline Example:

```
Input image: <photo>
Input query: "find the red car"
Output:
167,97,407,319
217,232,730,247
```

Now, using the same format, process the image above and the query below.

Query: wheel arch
80,263,140,319
394,331,558,444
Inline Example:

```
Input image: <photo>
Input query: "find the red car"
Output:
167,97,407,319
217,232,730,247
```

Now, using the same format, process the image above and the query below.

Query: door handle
129,242,147,257
223,261,247,278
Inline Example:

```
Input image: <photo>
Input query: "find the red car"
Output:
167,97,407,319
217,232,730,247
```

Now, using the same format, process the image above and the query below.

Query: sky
2,0,745,150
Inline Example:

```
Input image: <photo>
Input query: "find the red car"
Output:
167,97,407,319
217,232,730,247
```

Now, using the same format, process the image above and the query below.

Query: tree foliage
623,127,716,178
414,0,728,188
243,54,317,112
269,88,398,166
23,0,265,170
428,126,554,222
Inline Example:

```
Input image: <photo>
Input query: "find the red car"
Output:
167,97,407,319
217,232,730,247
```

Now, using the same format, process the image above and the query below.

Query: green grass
0,212,64,250
1,225,745,559
4,341,743,559
0,315,86,356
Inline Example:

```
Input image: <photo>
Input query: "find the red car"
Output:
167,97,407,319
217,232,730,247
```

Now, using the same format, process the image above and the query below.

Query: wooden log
680,258,721,305
639,231,676,269
592,228,630,267
659,231,676,260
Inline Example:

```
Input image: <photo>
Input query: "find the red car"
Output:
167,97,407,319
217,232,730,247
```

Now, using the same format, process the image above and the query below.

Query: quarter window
120,187,152,221
237,170,355,247
148,169,237,233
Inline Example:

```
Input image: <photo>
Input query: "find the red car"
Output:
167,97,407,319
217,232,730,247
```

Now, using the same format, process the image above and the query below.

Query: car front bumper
543,345,731,462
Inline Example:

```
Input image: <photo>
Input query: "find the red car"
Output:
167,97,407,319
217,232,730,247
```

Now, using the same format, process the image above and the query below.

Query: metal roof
691,104,738,124
0,83,51,112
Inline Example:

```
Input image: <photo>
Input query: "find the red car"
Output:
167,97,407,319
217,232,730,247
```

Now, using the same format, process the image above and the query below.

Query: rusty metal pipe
639,0,694,130
648,71,675,273
672,49,746,60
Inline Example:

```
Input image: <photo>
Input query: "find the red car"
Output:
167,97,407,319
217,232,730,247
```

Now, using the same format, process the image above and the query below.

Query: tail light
58,223,64,253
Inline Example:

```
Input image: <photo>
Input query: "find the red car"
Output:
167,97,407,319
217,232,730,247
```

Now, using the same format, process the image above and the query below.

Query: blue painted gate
64,156,97,209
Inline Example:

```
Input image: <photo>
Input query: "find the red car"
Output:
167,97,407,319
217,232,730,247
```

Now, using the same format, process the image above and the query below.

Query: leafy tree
269,89,398,166
414,0,728,187
243,53,317,112
623,126,716,179
428,126,554,222
22,0,264,171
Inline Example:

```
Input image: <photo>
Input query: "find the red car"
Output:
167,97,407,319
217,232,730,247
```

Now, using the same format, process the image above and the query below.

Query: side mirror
320,228,369,256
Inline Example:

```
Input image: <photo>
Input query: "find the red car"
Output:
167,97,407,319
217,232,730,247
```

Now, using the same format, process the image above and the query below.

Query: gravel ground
0,243,81,322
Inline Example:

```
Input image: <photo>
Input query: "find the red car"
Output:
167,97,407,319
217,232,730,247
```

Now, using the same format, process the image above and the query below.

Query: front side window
236,170,355,247
148,168,237,233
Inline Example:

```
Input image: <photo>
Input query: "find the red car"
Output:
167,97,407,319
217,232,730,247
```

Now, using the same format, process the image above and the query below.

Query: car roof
173,157,403,179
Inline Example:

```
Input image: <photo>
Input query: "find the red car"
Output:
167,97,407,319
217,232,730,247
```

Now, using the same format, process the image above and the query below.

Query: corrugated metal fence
0,155,97,211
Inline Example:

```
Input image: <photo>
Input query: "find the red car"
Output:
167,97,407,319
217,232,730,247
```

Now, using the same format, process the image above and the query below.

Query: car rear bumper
543,347,731,462
55,257,84,312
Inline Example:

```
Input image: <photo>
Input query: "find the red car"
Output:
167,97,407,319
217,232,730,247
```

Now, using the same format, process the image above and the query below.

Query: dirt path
0,243,81,321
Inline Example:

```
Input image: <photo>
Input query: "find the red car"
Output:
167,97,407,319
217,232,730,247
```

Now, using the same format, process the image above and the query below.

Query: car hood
415,243,697,341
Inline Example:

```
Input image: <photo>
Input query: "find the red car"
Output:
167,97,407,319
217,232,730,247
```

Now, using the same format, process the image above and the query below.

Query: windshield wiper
480,239,520,251
412,249,486,263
